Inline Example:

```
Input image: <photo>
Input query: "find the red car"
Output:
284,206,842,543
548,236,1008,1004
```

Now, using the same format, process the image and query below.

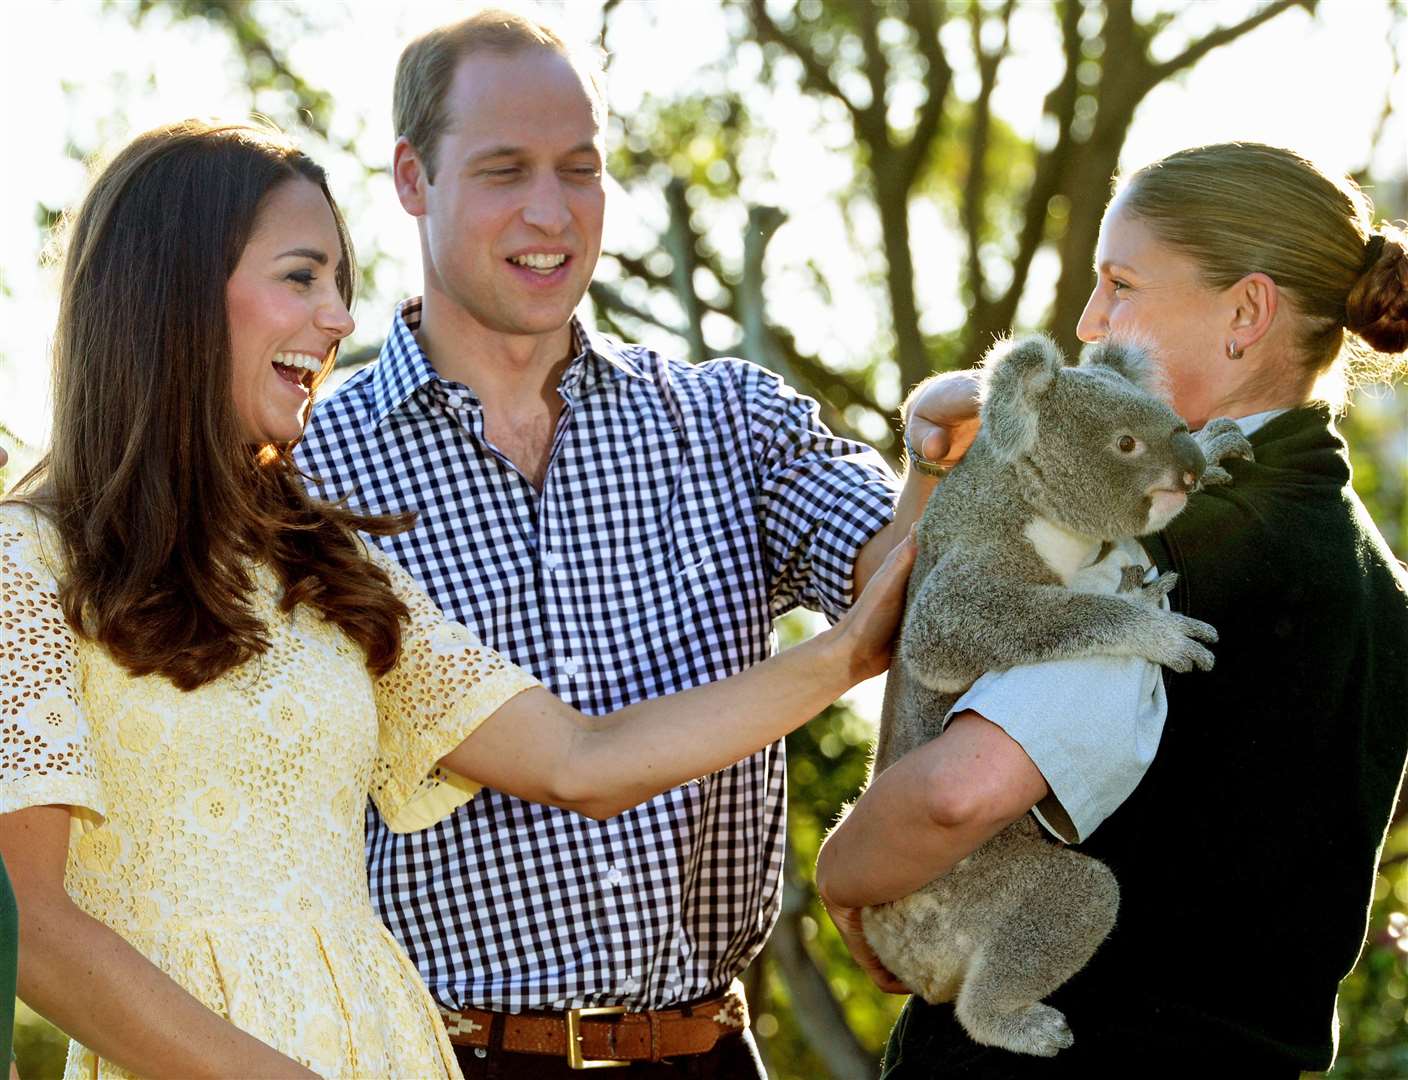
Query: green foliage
786,702,906,1050
1329,820,1408,1078
917,98,1037,253
14,1003,67,1080
610,95,748,201
1328,389,1408,1076
1340,391,1408,555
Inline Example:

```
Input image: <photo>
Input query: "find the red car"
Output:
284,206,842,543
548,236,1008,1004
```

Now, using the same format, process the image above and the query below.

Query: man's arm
852,370,981,596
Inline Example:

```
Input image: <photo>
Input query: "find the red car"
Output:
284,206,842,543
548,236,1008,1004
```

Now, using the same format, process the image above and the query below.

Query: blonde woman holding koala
819,143,1408,1078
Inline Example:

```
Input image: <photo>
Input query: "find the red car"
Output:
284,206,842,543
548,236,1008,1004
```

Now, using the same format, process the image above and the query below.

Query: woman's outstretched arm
0,806,317,1080
440,533,917,820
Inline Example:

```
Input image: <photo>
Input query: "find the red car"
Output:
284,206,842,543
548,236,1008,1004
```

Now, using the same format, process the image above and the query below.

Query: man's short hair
393,8,606,182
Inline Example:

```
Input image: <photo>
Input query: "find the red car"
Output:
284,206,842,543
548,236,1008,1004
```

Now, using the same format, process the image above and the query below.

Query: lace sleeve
362,542,539,834
0,505,103,822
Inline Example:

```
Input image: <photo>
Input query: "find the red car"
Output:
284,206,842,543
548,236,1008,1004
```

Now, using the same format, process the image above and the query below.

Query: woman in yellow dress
0,121,916,1079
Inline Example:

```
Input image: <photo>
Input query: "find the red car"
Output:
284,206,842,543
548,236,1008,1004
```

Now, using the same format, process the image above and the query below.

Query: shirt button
446,392,466,409
562,659,580,677
623,976,639,993
543,551,561,571
604,866,622,886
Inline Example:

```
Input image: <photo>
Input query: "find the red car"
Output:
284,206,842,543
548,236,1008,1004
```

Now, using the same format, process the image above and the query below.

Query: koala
862,334,1253,1057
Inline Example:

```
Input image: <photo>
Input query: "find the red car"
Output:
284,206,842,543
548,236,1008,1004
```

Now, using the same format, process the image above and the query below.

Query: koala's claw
1139,571,1178,603
1197,464,1234,489
1019,1004,1075,1058
967,1002,1074,1058
1173,613,1218,644
1196,418,1254,469
1148,612,1217,672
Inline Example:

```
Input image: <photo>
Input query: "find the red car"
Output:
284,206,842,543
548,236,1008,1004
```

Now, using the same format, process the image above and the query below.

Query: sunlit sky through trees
2,1,1405,449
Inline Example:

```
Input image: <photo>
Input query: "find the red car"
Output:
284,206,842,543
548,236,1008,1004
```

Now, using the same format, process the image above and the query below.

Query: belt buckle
565,1004,630,1069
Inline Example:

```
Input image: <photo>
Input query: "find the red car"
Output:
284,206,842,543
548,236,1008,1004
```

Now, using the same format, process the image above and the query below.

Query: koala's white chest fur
1023,516,1102,585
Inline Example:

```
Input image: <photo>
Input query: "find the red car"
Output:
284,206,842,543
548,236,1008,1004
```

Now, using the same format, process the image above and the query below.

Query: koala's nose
1172,431,1206,490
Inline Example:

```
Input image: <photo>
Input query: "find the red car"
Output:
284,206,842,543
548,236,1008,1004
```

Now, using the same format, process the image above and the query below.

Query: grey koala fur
862,334,1253,1057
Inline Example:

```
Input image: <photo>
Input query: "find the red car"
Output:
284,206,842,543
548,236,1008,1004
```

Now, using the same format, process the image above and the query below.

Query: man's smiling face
411,46,605,342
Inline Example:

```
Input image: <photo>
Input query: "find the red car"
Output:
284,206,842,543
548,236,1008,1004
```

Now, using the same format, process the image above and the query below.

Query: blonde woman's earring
1226,339,1244,360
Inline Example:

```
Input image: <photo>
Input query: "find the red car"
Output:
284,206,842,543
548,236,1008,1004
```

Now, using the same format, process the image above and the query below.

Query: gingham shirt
295,298,896,1012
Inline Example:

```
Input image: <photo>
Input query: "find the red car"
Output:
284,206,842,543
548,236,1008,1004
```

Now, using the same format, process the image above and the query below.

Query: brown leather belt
440,981,749,1069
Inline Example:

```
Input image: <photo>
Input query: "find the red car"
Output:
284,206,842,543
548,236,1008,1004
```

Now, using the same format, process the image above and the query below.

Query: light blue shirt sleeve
944,539,1167,844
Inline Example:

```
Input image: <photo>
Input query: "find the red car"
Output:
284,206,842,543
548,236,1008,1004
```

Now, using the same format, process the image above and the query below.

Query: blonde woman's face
1077,200,1240,429
226,179,354,445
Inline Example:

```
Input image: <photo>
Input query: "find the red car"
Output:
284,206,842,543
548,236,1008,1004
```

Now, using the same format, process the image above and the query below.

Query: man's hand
904,369,981,470
819,893,912,995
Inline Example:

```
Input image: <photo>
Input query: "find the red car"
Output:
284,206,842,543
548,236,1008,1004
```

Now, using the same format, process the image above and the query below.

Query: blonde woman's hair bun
1361,233,1387,273
1346,228,1408,355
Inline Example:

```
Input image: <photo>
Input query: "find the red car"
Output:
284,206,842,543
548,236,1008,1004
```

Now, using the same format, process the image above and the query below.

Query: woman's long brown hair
10,120,411,690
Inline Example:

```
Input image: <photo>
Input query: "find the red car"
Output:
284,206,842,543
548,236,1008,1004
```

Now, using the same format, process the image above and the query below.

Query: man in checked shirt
296,9,977,1077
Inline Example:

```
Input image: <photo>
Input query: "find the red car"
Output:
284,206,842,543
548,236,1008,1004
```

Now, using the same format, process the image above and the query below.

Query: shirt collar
365,297,440,431
568,321,656,395
1231,408,1289,438
365,300,653,432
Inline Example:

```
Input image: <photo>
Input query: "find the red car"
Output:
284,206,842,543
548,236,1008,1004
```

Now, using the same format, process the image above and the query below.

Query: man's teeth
273,352,323,375
510,253,567,270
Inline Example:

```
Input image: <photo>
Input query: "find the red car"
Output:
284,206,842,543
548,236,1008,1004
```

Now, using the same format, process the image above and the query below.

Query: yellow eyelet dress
0,505,540,1079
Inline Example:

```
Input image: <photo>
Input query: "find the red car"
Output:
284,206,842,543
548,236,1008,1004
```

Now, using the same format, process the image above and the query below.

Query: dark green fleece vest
883,406,1408,1078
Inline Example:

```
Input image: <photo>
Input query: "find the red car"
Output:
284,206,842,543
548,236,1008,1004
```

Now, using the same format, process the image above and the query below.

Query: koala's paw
1195,418,1254,482
1015,1003,1075,1058
1152,612,1218,673
1136,570,1178,604
1117,564,1146,594
1198,464,1234,488
965,1002,1074,1058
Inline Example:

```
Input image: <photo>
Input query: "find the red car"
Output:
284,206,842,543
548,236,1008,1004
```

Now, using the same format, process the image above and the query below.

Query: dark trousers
453,1029,768,1079
881,998,1301,1080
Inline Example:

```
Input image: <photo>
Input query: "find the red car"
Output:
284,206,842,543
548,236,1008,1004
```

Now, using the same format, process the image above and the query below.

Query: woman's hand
819,893,912,995
906,369,982,469
830,530,918,683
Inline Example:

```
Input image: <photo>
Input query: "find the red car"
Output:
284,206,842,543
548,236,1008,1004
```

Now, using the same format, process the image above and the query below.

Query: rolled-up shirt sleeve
728,361,897,621
945,540,1169,843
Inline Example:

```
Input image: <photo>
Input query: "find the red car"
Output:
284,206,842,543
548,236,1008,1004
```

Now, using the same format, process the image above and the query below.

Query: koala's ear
1078,339,1162,397
979,334,1066,462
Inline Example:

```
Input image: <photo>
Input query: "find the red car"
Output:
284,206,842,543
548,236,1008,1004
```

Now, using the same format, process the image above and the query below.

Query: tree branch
598,0,624,50
898,0,953,188
664,178,710,362
603,250,672,291
747,0,859,121
855,0,893,149
767,839,876,1080
588,280,690,340
962,0,1014,310
740,204,800,387
975,0,1081,342
1147,0,1311,85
